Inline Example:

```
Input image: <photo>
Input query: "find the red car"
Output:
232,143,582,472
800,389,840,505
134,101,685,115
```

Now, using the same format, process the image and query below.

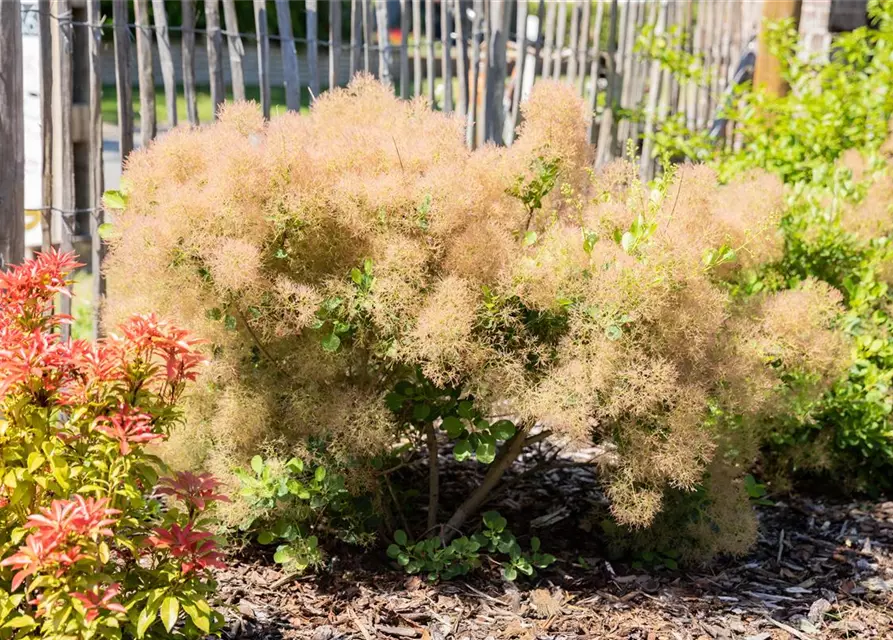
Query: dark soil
213,448,893,639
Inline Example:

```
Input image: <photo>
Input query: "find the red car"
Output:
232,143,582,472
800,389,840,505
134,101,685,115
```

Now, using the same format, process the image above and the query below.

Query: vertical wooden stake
466,0,483,148
153,0,179,126
182,0,200,123
330,0,343,89
135,0,156,145
222,0,247,102
454,0,468,117
87,0,105,337
39,0,53,254
507,0,528,143
413,0,423,96
350,0,361,78
440,0,453,111
51,0,74,336
425,0,435,106
376,0,393,84
400,0,410,99
753,0,801,96
0,0,24,268
113,0,133,157
307,0,320,97
206,0,225,118
276,0,302,111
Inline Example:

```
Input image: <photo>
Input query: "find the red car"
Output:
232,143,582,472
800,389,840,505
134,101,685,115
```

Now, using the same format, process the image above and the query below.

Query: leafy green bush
0,252,224,639
104,77,847,564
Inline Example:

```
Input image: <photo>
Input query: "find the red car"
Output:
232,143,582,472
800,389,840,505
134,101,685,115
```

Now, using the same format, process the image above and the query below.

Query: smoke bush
104,78,848,557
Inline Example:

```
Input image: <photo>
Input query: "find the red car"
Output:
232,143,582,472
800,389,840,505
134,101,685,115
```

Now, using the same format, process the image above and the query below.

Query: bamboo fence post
586,0,606,144
87,0,105,336
425,0,435,105
466,0,483,148
507,0,528,143
542,1,557,79
376,0,393,84
576,0,591,95
39,0,52,253
276,0,302,111
222,0,246,101
113,0,134,155
330,0,342,88
308,0,320,96
413,0,422,95
400,0,410,98
0,0,24,268
454,0,468,116
135,0,156,144
350,0,360,77
152,0,178,126
183,0,200,123
440,0,453,111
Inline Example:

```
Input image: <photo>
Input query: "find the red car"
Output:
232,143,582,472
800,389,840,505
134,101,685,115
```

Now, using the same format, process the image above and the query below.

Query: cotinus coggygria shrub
0,251,226,639
104,77,849,564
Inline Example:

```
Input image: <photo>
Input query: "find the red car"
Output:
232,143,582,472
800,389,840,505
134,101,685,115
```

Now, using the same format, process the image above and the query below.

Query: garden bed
216,455,893,640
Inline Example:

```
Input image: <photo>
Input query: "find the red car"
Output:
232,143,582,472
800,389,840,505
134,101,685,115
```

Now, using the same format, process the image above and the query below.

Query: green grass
101,85,310,126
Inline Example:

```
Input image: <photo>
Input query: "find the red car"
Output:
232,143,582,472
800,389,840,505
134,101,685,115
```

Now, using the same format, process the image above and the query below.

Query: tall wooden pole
0,0,25,269
753,0,802,96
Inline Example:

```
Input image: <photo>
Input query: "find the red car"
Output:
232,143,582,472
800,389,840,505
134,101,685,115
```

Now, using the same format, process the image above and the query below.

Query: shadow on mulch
214,448,893,639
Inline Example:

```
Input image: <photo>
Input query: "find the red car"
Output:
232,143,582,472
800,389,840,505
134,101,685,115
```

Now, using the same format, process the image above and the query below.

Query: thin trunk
426,423,439,531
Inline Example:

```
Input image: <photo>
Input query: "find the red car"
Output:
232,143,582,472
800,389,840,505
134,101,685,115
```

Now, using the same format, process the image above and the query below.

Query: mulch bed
213,450,893,639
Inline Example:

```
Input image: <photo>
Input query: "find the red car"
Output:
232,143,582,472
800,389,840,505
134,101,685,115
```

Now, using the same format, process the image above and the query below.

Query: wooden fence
8,0,758,336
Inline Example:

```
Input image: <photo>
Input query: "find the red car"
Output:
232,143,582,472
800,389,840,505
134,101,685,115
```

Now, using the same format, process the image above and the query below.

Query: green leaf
97,222,117,240
523,231,538,247
181,602,210,634
314,466,327,482
136,606,155,639
475,436,497,464
412,403,432,422
530,537,541,552
490,420,516,440
257,531,275,545
286,458,304,474
385,392,405,411
453,439,473,461
160,597,179,633
1,616,36,630
350,268,363,285
483,511,507,532
457,401,474,419
605,325,623,341
502,565,518,581
621,231,635,252
663,558,678,570
387,544,402,558
103,189,128,210
251,455,264,475
442,416,465,438
394,530,408,546
321,333,341,352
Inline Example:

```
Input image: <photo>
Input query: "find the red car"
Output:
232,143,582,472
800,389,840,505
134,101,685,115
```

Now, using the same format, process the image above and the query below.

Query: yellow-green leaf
160,597,179,633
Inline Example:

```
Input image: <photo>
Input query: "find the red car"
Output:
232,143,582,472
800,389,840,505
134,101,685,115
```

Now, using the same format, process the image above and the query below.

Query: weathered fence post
331,0,343,90
307,0,320,96
206,0,225,118
0,0,25,269
39,0,53,253
182,0,200,124
135,0,156,145
87,0,105,337
222,0,247,102
254,0,271,118
276,0,302,111
153,0,179,126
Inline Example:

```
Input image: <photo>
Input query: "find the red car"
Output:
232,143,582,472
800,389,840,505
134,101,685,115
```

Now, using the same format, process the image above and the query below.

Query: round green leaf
442,416,465,438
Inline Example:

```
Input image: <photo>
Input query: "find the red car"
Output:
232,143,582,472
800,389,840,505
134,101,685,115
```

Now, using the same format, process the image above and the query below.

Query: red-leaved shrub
0,251,225,639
